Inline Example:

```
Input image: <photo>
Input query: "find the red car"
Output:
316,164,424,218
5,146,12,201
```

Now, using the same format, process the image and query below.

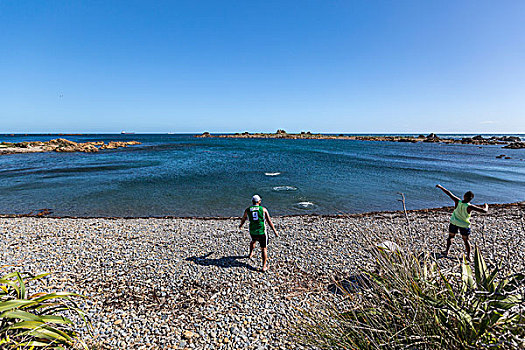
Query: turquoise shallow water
1,134,524,217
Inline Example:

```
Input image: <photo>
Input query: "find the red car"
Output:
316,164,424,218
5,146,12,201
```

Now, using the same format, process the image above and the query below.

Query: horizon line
1,131,525,135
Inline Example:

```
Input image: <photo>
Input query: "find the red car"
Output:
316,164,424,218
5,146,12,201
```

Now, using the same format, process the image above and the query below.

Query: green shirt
248,205,265,235
450,200,471,228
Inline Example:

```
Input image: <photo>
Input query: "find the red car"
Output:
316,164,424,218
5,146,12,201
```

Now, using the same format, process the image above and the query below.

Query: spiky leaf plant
302,246,524,349
0,268,90,349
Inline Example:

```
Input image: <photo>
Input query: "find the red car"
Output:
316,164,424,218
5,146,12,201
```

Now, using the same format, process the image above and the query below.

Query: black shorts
250,234,268,248
449,223,471,236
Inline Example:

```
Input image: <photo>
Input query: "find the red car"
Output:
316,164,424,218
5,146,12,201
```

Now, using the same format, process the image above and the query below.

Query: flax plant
302,246,524,349
0,268,90,349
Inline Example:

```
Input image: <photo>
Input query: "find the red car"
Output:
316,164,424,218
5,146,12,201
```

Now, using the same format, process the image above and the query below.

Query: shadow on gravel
429,251,456,261
328,253,453,295
328,274,372,295
186,252,259,272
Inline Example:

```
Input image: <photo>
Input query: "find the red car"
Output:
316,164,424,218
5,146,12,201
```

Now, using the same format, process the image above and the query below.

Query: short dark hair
464,191,474,202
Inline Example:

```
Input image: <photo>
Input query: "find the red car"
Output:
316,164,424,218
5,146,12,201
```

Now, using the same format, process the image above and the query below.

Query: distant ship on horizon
121,131,135,134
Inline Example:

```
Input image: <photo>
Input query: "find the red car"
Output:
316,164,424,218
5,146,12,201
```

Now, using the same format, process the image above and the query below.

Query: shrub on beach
302,246,525,349
0,268,90,349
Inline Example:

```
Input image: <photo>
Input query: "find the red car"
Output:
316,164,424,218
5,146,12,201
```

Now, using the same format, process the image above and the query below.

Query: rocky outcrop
199,130,326,140
46,138,95,152
0,139,141,155
503,142,525,149
499,136,521,142
424,133,440,142
99,141,141,150
195,131,523,149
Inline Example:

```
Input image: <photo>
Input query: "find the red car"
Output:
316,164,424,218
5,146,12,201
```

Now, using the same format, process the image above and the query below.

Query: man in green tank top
239,195,278,272
436,184,489,260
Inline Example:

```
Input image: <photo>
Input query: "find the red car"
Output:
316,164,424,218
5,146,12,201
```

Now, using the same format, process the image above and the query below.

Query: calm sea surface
1,134,524,217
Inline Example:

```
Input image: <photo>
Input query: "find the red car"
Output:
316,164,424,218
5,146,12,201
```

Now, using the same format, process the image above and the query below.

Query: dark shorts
449,223,471,236
250,234,268,248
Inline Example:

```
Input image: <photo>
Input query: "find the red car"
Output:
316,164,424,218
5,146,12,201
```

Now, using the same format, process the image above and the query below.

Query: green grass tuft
301,246,524,349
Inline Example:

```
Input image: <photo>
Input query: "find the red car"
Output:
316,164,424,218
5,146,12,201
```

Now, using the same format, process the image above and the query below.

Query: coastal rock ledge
0,138,141,155
196,130,523,148
503,142,525,149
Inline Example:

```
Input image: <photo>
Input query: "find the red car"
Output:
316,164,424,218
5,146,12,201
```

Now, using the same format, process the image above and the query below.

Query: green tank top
248,205,265,235
450,201,471,228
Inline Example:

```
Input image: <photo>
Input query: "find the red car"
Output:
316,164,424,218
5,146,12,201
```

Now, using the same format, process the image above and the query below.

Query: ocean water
1,134,524,217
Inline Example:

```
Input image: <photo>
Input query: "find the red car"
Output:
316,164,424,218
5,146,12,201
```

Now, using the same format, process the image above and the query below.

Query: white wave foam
295,201,315,209
265,172,281,176
272,186,297,191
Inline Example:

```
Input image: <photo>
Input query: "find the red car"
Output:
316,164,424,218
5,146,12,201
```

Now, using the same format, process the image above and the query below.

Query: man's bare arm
436,184,460,204
239,209,248,229
264,208,278,237
469,203,489,213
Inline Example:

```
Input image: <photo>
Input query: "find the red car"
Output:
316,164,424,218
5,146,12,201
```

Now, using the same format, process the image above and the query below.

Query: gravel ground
1,203,524,349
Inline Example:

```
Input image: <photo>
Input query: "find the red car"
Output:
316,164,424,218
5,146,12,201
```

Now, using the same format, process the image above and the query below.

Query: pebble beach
1,203,524,349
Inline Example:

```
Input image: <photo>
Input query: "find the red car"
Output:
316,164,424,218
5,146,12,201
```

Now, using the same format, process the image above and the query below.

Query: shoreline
1,201,523,219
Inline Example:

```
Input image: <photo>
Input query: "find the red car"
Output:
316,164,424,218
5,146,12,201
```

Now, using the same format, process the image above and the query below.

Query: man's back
248,205,265,235
239,195,278,272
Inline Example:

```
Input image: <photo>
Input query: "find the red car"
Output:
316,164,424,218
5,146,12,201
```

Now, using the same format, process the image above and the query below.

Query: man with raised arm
239,194,278,272
436,184,489,260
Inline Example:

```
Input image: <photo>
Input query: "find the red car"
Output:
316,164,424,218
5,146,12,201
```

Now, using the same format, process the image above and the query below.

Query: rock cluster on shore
196,130,524,149
0,138,141,155
1,204,524,349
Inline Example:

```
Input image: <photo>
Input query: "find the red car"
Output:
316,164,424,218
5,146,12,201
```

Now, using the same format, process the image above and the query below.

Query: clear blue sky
1,1,524,133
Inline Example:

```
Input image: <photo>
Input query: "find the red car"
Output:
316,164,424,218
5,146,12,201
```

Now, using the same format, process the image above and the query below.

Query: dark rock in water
505,156,512,159
499,136,521,142
472,135,485,141
503,142,525,149
423,133,440,142
496,154,506,158
418,134,425,138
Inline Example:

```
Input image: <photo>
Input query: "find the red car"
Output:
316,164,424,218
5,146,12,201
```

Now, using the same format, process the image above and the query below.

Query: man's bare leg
261,247,268,272
248,240,256,258
461,235,471,261
444,233,455,256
